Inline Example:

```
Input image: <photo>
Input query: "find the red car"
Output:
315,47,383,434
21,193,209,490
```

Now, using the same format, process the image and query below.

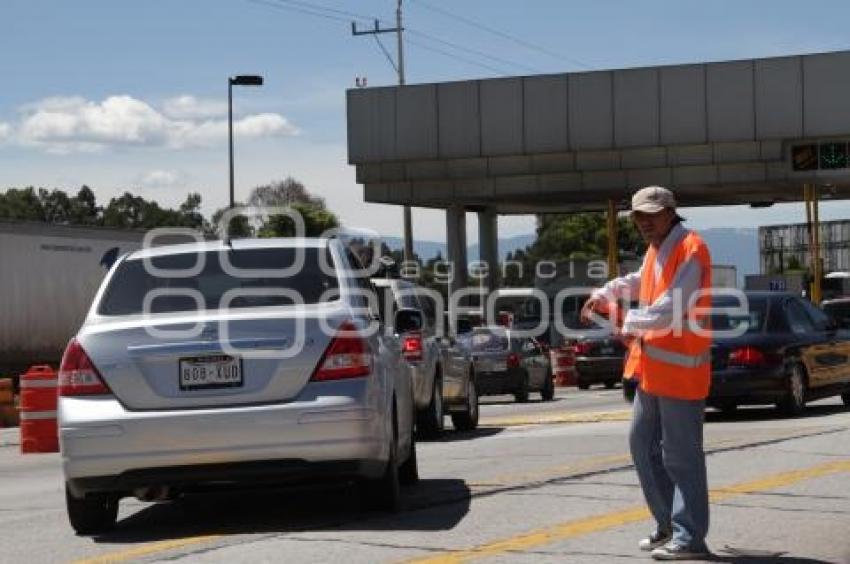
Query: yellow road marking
71,428,838,563
405,459,850,564
480,409,632,427
73,535,222,564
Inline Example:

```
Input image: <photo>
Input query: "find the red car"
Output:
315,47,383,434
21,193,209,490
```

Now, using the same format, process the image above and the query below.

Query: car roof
125,237,332,260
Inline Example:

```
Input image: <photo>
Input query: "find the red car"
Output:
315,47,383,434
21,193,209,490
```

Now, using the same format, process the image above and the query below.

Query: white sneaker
651,542,710,560
639,529,673,551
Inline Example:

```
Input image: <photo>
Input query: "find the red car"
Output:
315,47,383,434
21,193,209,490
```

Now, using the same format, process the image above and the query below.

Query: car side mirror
394,308,423,335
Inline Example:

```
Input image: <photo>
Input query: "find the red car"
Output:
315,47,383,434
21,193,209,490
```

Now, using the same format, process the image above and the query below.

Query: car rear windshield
468,328,510,352
98,247,339,315
710,296,767,333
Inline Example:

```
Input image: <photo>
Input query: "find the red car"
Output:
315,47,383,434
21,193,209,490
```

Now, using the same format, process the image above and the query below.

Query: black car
461,326,554,402
623,292,850,415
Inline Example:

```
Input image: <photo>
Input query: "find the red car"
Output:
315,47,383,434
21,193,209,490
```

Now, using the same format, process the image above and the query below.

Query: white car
58,238,416,534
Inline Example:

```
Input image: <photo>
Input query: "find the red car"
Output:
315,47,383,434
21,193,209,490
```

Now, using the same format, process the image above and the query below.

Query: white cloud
0,122,10,141
14,95,298,153
162,95,226,119
135,169,190,190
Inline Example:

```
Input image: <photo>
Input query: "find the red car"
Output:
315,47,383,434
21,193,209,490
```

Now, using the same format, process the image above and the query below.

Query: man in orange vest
582,186,712,561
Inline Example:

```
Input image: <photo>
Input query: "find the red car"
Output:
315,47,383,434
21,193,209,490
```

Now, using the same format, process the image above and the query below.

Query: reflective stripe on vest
643,344,711,369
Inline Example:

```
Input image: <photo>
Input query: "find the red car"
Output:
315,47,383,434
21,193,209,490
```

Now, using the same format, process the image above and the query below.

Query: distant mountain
382,227,759,287
698,228,759,286
382,234,535,262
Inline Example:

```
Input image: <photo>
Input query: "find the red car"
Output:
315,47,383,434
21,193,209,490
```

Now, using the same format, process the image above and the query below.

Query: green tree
0,187,46,221
501,213,646,287
258,202,339,237
68,186,101,225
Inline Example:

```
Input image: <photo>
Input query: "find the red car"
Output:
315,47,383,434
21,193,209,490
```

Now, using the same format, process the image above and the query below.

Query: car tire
417,371,444,437
541,371,555,401
361,409,401,512
514,373,529,403
451,374,479,431
623,379,636,404
65,486,118,535
577,379,590,391
841,391,850,407
398,419,419,486
778,363,807,417
604,380,616,390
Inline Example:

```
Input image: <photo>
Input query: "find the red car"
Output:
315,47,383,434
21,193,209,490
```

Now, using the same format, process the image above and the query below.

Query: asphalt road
1,387,849,563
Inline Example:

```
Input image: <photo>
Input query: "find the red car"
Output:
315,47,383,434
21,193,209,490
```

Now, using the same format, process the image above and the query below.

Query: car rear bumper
59,381,387,487
476,369,523,395
575,357,623,383
708,367,786,404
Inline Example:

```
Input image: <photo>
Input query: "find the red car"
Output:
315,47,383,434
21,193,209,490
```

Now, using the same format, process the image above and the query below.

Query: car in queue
58,238,417,535
460,326,554,402
561,307,627,391
821,296,850,329
709,291,850,415
371,278,479,434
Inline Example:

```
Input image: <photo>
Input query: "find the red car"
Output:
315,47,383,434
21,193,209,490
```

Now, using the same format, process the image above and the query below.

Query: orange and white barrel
19,365,59,454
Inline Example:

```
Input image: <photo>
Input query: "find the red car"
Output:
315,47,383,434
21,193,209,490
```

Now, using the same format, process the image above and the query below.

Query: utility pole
352,1,414,264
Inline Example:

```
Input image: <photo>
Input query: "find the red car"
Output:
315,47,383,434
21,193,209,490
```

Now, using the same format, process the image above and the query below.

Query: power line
406,37,509,76
411,0,593,70
373,35,399,75
247,0,521,77
246,0,352,23
250,0,382,23
406,28,541,74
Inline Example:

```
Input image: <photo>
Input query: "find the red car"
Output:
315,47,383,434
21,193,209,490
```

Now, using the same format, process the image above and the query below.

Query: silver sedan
58,238,416,534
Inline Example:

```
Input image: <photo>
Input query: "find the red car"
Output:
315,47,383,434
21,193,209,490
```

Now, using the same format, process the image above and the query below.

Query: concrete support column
477,207,499,293
446,204,468,301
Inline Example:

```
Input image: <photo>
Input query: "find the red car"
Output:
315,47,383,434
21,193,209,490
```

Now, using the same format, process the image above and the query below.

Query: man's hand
580,295,606,324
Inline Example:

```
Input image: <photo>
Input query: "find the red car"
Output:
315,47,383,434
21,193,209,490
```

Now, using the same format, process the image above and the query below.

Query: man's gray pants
629,387,710,550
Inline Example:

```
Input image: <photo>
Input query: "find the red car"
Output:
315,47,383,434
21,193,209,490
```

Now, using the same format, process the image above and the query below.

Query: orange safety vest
623,230,712,400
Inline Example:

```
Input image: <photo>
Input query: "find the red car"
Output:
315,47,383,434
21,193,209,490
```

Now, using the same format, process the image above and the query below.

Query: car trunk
80,305,346,410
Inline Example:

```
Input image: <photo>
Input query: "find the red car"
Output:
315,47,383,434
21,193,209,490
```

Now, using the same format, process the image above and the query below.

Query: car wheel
604,380,616,390
65,486,118,535
361,408,401,512
398,417,419,486
541,370,555,401
841,391,850,407
514,373,529,403
778,363,807,417
623,379,636,404
452,374,479,431
417,371,444,437
577,379,590,390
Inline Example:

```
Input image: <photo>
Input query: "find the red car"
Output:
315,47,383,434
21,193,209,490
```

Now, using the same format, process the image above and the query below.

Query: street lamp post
228,75,264,209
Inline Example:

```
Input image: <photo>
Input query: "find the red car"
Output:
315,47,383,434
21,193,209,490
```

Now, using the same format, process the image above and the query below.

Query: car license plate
179,355,242,390
600,346,615,355
492,361,507,371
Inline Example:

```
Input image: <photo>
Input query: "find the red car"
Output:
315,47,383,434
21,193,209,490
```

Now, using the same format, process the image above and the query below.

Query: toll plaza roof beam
348,50,850,212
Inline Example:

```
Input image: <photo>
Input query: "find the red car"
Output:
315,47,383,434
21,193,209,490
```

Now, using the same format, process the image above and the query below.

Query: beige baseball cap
631,185,676,214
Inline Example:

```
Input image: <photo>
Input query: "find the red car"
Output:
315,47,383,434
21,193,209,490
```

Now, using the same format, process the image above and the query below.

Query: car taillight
507,352,520,369
401,332,423,362
728,346,776,368
58,338,112,396
574,341,593,355
311,321,372,381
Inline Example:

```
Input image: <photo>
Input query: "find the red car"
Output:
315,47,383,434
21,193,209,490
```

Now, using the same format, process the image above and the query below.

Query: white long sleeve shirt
591,223,703,337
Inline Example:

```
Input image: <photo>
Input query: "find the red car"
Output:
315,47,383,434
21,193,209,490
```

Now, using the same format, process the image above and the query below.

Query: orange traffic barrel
19,365,59,454
552,346,577,386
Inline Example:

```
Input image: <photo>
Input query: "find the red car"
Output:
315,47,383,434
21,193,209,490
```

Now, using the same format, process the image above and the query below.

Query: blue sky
3,0,850,242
